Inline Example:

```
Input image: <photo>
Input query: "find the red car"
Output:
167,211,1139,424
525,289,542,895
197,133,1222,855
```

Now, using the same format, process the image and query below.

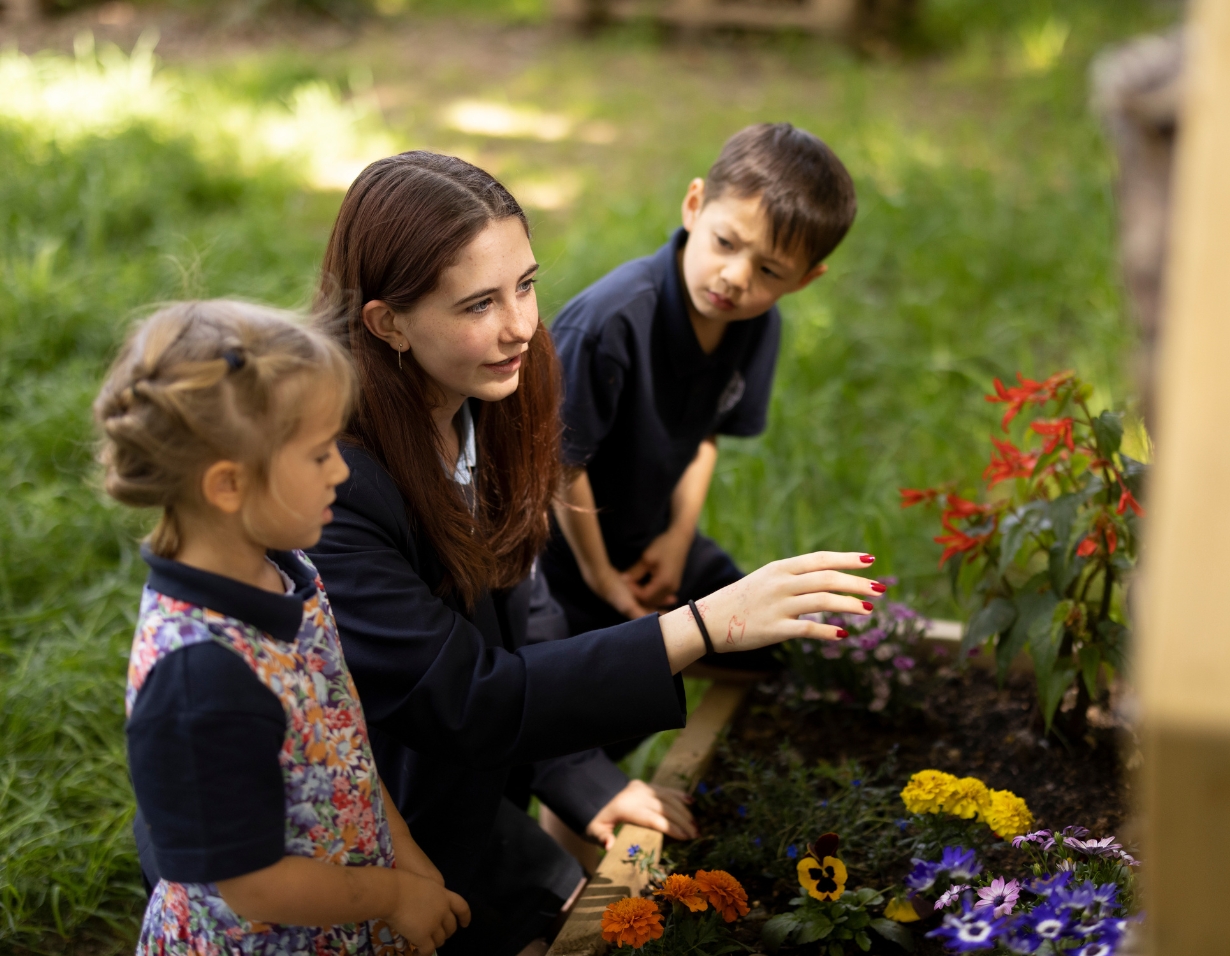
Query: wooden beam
1136,0,1230,952
547,681,749,956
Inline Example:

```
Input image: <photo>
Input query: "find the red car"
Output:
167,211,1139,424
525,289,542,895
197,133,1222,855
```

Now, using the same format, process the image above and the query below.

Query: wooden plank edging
546,682,750,956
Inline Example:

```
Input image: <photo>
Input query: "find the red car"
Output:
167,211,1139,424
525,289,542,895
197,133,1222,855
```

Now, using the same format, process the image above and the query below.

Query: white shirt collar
452,401,478,487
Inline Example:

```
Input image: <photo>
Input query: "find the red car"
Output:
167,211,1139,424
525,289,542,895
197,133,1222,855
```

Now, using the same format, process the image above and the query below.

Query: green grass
0,1,1177,950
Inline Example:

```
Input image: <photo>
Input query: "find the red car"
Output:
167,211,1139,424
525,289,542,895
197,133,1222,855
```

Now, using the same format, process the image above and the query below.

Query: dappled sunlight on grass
0,33,401,191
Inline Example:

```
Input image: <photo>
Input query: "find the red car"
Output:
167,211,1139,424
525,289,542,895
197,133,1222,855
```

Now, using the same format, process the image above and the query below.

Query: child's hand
586,779,698,847
593,566,654,620
621,529,691,609
387,871,470,955
660,551,882,671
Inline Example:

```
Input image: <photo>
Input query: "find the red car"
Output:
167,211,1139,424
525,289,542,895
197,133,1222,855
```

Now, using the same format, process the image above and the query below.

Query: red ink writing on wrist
727,614,747,644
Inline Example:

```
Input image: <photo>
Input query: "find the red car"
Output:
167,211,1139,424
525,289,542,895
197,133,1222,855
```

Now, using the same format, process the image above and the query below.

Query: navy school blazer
308,445,687,896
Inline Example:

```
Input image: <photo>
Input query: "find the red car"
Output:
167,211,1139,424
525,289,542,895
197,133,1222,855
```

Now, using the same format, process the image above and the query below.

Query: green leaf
846,909,871,930
870,918,916,951
855,887,884,907
1000,590,1058,684
1038,663,1078,732
1030,599,1072,678
1079,644,1101,698
963,597,1016,657
997,509,1031,578
855,930,872,951
762,914,800,953
1092,410,1124,457
829,943,846,956
797,914,835,944
1048,492,1084,552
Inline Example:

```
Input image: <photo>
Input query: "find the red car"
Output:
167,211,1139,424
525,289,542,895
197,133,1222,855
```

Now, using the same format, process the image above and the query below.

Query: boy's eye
761,266,780,279
716,236,733,250
467,298,493,315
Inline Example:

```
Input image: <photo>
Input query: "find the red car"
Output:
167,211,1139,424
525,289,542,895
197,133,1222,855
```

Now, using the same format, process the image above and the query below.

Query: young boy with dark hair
543,122,858,672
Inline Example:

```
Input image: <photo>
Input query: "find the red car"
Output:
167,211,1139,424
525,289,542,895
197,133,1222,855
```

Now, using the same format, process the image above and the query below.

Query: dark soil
667,660,1136,954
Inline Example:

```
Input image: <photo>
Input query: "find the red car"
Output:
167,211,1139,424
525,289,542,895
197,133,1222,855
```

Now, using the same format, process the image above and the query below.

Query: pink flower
974,877,1020,918
934,885,969,910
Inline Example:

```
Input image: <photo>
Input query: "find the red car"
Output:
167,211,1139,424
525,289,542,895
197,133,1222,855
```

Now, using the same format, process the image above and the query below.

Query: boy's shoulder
550,238,676,340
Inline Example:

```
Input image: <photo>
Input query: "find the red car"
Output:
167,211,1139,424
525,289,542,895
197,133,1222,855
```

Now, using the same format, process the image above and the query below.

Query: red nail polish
836,628,848,638
863,601,874,611
871,582,887,593
860,554,875,564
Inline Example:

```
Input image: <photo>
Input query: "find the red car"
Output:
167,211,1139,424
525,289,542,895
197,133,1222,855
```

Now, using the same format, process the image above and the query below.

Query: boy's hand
622,528,691,609
593,565,653,620
386,871,470,956
586,779,698,848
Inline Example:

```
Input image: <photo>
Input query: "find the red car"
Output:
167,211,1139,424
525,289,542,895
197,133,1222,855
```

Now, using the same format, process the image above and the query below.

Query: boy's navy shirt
550,227,781,569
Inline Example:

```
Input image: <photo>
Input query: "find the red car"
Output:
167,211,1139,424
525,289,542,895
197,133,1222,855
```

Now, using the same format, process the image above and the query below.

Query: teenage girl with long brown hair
309,151,883,955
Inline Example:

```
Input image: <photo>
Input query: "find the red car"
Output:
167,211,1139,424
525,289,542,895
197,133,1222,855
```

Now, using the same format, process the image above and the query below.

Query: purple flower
893,655,916,671
935,885,970,911
974,877,1020,918
1062,825,1092,840
859,634,882,650
626,844,641,857
800,640,814,654
906,860,942,892
851,649,867,662
1024,903,1071,941
927,899,1008,952
1026,871,1073,897
1074,943,1116,956
1052,881,1098,914
1011,828,1052,849
821,643,843,659
887,601,915,619
1069,836,1124,858
940,846,982,880
1091,883,1119,911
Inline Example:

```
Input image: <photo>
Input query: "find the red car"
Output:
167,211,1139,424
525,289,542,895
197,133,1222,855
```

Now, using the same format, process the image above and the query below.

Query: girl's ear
361,300,406,353
200,460,246,515
680,178,707,232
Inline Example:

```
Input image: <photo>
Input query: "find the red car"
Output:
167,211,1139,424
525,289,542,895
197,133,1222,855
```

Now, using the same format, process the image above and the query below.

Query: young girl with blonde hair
95,300,469,955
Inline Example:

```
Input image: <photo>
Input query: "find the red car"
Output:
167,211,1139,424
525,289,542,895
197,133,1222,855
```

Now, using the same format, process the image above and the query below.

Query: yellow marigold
653,874,708,912
884,897,921,923
900,769,959,815
941,776,990,820
694,869,749,922
980,788,1034,838
797,855,847,902
600,897,664,949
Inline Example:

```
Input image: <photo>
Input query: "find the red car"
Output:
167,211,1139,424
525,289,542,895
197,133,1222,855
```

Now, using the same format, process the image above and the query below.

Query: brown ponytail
95,300,355,556
316,151,562,607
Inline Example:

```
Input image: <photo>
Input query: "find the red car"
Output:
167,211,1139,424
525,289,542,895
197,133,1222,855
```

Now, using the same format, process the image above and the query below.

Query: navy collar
142,545,318,643
659,227,762,376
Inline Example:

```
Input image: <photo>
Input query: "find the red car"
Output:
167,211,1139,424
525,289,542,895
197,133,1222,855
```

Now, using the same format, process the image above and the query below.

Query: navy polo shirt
127,550,316,885
549,227,781,569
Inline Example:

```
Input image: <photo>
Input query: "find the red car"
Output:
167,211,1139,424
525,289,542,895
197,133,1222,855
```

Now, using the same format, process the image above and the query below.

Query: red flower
982,438,1038,487
1076,536,1098,558
900,487,940,509
1030,418,1075,454
1117,487,1144,517
1077,517,1119,557
942,493,987,519
985,371,1073,432
934,526,991,567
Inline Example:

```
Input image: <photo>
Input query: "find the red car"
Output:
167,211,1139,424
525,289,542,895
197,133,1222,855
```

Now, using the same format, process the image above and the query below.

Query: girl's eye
467,298,493,315
315,450,332,465
517,278,537,293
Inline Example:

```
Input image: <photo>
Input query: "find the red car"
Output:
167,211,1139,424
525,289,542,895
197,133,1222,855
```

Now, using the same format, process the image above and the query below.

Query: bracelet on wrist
687,599,716,656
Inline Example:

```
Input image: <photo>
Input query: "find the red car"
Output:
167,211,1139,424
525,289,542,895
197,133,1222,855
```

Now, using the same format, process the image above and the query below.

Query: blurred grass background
0,0,1176,950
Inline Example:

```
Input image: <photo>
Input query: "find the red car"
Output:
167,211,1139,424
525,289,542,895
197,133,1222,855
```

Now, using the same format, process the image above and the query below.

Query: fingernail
871,582,887,593
860,554,875,564
836,628,848,638
862,601,874,611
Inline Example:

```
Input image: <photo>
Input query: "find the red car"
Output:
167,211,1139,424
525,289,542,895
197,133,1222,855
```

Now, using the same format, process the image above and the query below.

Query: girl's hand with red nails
658,551,882,673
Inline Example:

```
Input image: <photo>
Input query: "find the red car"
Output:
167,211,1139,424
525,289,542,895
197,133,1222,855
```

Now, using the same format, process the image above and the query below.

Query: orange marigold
694,869,749,923
600,897,664,949
653,874,708,912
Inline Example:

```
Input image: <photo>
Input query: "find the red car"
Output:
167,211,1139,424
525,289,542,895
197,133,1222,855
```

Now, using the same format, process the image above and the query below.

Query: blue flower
737,804,748,818
1074,943,1116,956
852,779,862,787
696,781,709,795
786,844,798,859
820,799,828,808
1024,903,1072,941
940,846,982,880
1026,871,1073,898
627,844,641,858
926,900,1008,953
895,818,910,832
753,836,762,847
1090,882,1119,914
1052,881,1098,915
905,860,942,892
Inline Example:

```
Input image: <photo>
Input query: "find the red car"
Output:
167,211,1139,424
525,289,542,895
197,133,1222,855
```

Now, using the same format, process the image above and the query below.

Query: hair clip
222,349,246,372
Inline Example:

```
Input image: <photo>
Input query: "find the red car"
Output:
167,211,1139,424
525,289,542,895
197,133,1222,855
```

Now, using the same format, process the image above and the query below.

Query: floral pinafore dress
125,552,407,956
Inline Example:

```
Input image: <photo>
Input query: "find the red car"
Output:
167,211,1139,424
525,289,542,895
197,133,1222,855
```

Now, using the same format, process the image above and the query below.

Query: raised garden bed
550,622,1137,956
